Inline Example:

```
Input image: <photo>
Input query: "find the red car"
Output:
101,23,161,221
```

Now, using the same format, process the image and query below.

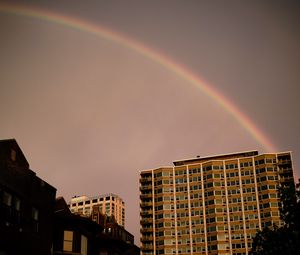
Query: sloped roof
0,138,29,169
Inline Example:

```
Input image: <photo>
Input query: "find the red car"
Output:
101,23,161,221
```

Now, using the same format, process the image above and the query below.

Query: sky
0,0,299,243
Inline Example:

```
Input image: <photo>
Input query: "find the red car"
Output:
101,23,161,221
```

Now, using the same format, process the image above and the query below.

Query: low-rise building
0,139,139,254
54,197,139,255
53,197,103,255
0,139,56,255
91,204,135,244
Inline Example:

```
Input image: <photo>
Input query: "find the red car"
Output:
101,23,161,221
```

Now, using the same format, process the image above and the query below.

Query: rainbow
0,3,276,152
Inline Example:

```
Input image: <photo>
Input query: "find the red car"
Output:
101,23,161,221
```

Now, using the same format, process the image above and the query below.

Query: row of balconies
140,244,154,251
140,235,154,242
140,193,152,199
278,168,293,175
279,176,294,183
277,159,291,165
140,218,153,224
140,185,152,191
141,202,153,207
140,176,152,183
141,227,153,233
140,210,153,216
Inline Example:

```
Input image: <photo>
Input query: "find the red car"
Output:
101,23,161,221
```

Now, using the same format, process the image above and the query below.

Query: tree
250,180,300,255
279,179,300,230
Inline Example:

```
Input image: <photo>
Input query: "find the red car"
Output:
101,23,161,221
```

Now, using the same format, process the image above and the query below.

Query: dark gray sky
0,0,299,242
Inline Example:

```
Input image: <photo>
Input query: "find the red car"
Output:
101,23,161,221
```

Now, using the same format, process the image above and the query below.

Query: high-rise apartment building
69,193,125,227
139,150,294,255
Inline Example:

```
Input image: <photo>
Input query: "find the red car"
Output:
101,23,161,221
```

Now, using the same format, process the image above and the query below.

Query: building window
2,191,12,224
13,197,21,224
32,207,39,232
3,191,12,206
63,231,73,252
1,191,22,226
11,149,16,161
81,235,88,255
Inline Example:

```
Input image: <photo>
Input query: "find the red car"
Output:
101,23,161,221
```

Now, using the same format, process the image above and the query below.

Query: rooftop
173,150,259,166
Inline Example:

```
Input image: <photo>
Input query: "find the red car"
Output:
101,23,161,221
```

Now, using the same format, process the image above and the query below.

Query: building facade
69,193,125,227
54,197,140,255
91,205,135,245
139,150,295,255
0,139,57,255
53,197,102,255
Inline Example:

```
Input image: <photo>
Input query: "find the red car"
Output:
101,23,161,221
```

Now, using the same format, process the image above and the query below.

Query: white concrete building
140,150,295,255
68,193,125,227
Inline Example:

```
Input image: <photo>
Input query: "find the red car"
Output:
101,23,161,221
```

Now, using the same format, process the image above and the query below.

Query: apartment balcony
280,176,294,183
140,185,152,191
140,193,152,199
277,159,291,165
140,177,152,183
141,218,153,225
141,236,154,242
141,227,153,233
141,244,154,251
279,168,293,174
141,202,153,207
140,210,153,216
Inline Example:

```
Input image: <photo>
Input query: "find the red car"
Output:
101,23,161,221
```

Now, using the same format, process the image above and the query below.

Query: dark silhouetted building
0,139,139,255
0,139,56,255
53,197,103,255
54,197,140,255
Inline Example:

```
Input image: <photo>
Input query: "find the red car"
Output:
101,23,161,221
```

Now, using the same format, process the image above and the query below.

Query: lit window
14,197,21,211
32,207,39,232
11,149,16,161
63,231,73,252
32,207,39,220
3,191,12,206
81,235,87,255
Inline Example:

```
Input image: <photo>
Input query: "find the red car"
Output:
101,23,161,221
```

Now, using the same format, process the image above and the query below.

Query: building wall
0,139,56,255
69,193,125,227
53,197,105,255
139,151,294,255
